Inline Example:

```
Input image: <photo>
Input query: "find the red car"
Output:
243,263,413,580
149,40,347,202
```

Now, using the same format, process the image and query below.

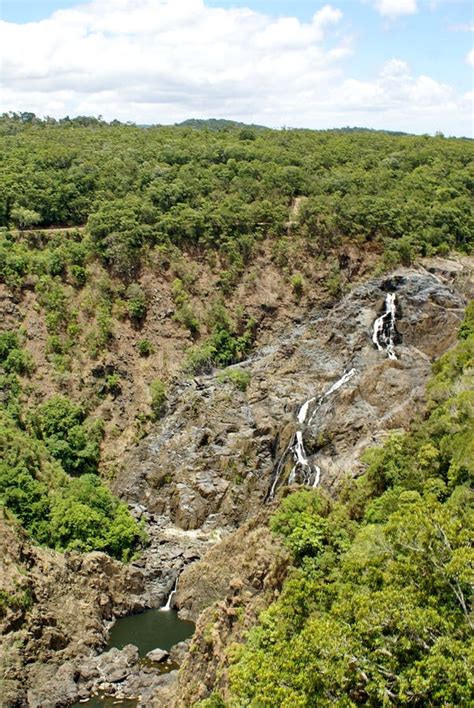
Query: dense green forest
221,306,474,706
1,113,472,281
0,115,472,568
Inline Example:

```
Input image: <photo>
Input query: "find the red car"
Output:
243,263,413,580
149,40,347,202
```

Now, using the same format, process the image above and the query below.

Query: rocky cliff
114,258,470,592
133,256,471,705
0,512,145,706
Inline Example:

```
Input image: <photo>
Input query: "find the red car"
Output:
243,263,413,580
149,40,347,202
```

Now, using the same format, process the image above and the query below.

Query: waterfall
372,293,397,360
308,368,356,425
267,368,356,500
297,396,316,424
268,441,293,500
160,576,178,612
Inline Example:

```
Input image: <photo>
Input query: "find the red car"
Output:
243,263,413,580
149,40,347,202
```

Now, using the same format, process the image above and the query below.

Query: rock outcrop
0,515,144,706
117,262,471,540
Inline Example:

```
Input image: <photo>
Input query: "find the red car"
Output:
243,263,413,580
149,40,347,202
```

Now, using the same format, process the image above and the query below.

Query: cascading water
372,293,398,360
267,368,356,500
160,576,178,612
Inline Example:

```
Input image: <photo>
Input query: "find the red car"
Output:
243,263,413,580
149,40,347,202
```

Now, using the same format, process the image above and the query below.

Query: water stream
372,292,398,360
267,368,356,500
160,577,178,612
268,290,399,500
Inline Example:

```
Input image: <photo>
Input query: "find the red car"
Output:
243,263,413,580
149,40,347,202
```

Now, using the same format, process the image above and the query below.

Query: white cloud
370,0,417,19
466,49,474,67
0,0,471,136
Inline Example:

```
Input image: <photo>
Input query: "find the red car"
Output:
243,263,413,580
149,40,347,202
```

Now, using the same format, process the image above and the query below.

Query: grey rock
169,640,190,665
146,648,170,663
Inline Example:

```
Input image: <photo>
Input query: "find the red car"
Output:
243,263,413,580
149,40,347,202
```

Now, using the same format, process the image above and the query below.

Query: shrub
172,278,200,335
150,379,167,419
48,474,143,560
70,264,87,287
217,368,251,392
0,331,35,375
0,331,19,361
136,338,153,356
29,396,103,475
458,300,474,340
185,316,256,374
291,273,304,301
3,348,35,376
104,373,122,397
10,206,41,230
326,267,342,297
126,283,147,322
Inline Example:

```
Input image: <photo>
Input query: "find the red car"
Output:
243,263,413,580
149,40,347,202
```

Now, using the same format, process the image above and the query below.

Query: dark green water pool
106,607,194,657
73,608,194,707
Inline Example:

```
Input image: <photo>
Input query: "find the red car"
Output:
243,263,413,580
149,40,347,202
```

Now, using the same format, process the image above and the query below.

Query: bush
217,368,251,391
136,338,153,356
48,474,143,560
185,314,256,374
126,283,147,322
104,373,122,397
458,300,474,340
291,273,304,301
3,348,35,376
172,278,200,335
10,206,41,230
70,264,87,287
0,331,20,362
0,331,35,375
29,396,103,475
150,379,167,419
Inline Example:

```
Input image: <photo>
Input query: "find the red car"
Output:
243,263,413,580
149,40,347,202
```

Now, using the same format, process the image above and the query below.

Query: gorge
5,256,470,707
1,119,472,707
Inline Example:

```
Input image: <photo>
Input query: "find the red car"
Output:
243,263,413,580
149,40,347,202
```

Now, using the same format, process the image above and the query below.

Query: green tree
29,396,103,475
10,206,41,230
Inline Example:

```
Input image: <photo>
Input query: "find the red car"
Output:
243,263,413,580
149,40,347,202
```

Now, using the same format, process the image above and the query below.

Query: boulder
146,648,170,663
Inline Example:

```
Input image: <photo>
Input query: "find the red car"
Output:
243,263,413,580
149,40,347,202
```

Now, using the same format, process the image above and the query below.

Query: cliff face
130,256,471,706
114,259,471,601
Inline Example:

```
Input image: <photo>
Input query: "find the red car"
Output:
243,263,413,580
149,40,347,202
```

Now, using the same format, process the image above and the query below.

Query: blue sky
1,0,473,135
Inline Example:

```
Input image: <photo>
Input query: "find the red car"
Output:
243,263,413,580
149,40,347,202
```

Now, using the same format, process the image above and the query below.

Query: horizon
2,111,473,139
1,0,473,137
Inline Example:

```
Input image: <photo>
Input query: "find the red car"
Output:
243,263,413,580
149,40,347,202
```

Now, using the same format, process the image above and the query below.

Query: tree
10,206,41,230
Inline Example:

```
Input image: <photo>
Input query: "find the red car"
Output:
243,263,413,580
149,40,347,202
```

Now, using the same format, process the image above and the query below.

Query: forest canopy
1,114,472,283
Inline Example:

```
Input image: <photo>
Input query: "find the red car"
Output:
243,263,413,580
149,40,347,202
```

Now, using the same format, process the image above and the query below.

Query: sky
0,0,473,136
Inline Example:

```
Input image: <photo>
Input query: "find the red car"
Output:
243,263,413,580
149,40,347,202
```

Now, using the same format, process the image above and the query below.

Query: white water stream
267,290,399,500
160,577,178,612
268,368,356,500
372,293,397,360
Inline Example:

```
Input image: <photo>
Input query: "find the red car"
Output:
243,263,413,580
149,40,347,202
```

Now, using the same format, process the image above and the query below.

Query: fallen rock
146,648,170,663
96,644,139,682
